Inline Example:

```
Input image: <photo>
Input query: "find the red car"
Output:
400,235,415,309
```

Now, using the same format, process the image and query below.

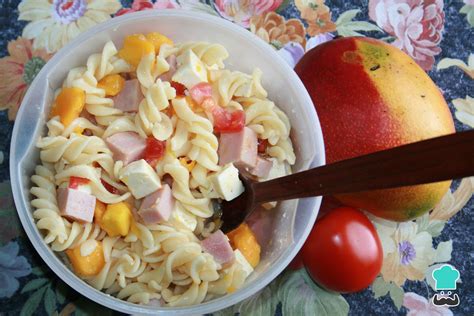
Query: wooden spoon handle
253,130,474,204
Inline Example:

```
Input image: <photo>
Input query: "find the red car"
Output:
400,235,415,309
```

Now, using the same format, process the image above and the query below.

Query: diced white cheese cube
262,158,291,209
168,202,197,231
119,159,161,199
234,249,254,278
209,164,244,201
172,50,208,89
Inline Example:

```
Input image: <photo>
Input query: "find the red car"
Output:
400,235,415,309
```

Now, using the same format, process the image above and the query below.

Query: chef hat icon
432,265,460,290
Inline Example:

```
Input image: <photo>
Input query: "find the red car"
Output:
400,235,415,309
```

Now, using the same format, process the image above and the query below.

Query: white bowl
10,10,325,314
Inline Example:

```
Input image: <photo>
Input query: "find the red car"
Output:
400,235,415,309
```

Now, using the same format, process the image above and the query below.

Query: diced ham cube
159,55,177,82
218,127,257,169
138,184,175,224
190,82,213,105
201,230,235,266
106,132,146,165
113,79,143,112
249,156,273,178
246,208,274,248
57,188,96,223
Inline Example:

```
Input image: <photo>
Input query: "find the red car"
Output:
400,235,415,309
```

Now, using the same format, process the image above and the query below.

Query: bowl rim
10,9,325,314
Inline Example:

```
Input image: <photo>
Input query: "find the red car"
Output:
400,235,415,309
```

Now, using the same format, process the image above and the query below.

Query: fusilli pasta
30,34,297,308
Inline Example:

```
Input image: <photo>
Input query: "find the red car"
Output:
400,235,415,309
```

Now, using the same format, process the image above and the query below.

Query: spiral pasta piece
51,221,105,252
172,98,219,173
137,53,160,89
135,79,175,141
102,115,139,139
85,41,118,81
164,157,213,218
46,116,104,138
85,93,123,127
63,67,102,96
37,134,111,163
177,42,229,69
30,164,68,245
212,68,267,106
266,138,296,165
37,133,124,185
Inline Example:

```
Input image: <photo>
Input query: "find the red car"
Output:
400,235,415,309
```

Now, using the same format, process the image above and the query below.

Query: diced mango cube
66,241,105,276
146,32,173,54
97,74,125,96
179,157,196,172
50,87,85,127
227,223,261,268
100,202,132,237
94,200,107,226
118,34,155,67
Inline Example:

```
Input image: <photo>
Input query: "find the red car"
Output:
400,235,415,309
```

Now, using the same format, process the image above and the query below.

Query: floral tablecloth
0,0,472,315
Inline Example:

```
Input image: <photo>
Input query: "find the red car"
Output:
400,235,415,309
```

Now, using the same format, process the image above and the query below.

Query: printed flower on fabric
277,33,334,68
295,0,336,36
116,0,179,16
0,38,52,120
18,0,122,53
368,0,445,71
461,0,474,27
0,242,32,298
372,219,436,286
214,0,283,27
403,292,453,316
250,12,306,50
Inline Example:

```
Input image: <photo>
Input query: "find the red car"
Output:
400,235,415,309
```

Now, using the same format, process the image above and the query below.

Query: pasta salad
30,32,295,307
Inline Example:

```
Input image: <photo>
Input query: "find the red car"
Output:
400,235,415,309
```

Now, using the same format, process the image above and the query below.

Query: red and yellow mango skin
295,37,455,221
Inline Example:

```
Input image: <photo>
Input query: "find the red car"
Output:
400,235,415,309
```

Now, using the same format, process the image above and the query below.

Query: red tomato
301,207,382,293
257,139,269,153
170,81,187,96
101,179,119,195
212,107,245,133
144,137,166,167
68,176,89,189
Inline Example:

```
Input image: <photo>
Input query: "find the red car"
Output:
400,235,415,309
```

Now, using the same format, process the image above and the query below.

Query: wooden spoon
220,130,474,233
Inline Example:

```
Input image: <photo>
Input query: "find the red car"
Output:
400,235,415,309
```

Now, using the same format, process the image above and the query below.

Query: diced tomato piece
258,139,269,153
170,81,187,96
69,176,90,189
101,179,119,194
190,83,213,105
212,107,246,133
144,137,166,167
